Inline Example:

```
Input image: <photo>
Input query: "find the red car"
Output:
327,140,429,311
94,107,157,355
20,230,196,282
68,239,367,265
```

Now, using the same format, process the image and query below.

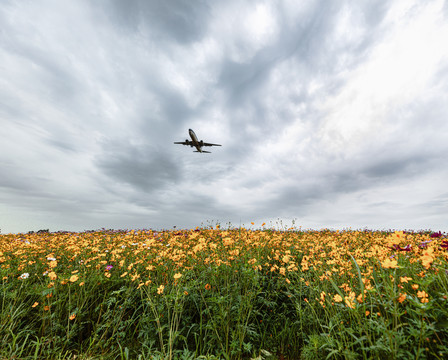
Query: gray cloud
1,0,448,233
96,139,181,192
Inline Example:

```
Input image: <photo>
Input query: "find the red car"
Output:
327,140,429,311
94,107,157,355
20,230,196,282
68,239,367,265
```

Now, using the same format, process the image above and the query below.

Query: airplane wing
174,141,192,146
202,142,221,147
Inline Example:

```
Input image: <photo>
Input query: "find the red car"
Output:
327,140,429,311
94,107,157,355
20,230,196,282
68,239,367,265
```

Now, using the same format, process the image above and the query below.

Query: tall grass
0,227,447,359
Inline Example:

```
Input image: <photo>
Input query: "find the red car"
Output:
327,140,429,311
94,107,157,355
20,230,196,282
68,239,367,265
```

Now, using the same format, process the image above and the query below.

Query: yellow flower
32,302,39,308
104,272,111,278
48,260,57,268
420,250,434,269
79,282,85,286
381,258,399,269
333,294,343,303
173,273,182,279
157,285,164,294
412,284,419,290
400,276,412,283
48,271,57,280
345,298,355,309
70,275,79,283
357,293,363,303
417,290,429,303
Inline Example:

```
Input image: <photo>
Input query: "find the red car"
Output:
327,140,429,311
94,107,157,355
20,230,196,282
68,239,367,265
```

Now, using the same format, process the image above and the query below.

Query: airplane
174,129,221,153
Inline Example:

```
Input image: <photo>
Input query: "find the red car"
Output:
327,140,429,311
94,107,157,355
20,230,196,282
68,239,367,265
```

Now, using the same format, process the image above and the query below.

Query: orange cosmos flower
333,294,343,303
205,283,211,290
345,298,355,309
32,302,39,308
173,273,182,279
417,290,429,303
69,314,76,320
397,293,407,303
400,276,412,283
48,271,57,280
69,275,79,283
420,251,434,269
157,285,164,294
382,258,399,269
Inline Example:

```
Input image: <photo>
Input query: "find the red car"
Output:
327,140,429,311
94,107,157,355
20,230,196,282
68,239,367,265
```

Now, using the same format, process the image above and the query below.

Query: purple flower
390,244,412,252
418,240,433,249
441,240,448,250
106,265,113,271
430,231,443,238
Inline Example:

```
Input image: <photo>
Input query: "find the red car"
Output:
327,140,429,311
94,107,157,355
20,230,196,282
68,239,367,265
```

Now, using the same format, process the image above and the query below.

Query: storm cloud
1,0,448,233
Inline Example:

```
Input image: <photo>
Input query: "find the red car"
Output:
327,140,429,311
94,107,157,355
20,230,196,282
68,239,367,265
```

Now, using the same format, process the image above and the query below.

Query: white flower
19,273,30,279
47,257,56,261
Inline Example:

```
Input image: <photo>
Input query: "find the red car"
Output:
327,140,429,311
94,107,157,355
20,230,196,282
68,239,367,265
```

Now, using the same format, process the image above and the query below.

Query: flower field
1,227,447,359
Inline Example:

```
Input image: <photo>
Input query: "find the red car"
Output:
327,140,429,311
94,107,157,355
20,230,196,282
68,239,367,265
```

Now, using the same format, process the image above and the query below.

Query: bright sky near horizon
1,0,448,234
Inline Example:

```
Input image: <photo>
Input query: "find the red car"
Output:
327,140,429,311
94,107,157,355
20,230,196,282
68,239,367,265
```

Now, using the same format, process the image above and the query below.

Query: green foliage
0,228,447,359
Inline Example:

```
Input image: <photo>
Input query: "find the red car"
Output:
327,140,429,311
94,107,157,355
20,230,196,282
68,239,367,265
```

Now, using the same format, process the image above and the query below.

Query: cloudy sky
1,0,448,234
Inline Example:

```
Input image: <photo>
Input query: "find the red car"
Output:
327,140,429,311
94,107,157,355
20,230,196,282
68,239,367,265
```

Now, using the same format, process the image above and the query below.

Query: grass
0,226,447,359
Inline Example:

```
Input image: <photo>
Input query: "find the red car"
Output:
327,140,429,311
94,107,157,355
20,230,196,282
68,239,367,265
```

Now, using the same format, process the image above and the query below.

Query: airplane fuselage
189,129,204,152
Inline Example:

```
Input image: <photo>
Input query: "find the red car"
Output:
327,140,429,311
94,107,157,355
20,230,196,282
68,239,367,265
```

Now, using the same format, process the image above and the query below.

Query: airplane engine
199,140,204,146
